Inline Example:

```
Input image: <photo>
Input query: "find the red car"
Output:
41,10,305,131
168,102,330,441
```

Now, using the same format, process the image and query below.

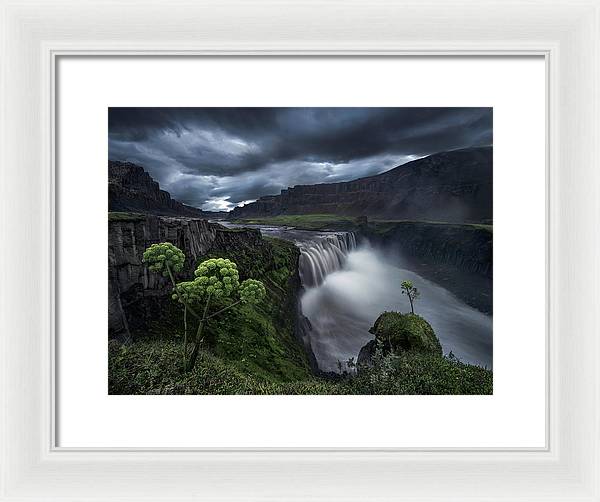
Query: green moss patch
109,339,339,395
369,311,442,356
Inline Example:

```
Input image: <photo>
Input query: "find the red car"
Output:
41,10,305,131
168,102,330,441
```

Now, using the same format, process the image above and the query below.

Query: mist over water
301,242,493,372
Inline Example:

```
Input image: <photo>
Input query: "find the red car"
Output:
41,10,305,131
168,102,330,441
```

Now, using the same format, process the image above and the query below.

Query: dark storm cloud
109,107,492,211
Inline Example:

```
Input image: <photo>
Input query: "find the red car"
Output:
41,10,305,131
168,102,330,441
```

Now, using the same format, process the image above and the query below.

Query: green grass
233,214,493,233
108,211,147,222
203,237,314,382
232,214,359,231
109,339,340,395
108,338,492,395
368,219,493,235
127,234,315,383
349,350,493,395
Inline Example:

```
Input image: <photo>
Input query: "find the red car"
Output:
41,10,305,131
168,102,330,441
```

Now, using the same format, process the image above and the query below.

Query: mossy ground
109,339,338,395
109,338,492,395
370,312,443,356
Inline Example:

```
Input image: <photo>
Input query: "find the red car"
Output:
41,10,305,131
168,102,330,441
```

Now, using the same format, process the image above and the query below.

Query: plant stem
186,293,212,371
204,299,242,321
165,262,202,321
183,306,188,370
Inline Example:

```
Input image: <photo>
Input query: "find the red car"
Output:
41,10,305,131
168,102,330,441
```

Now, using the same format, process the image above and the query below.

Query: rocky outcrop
357,339,377,367
357,312,442,367
230,146,492,223
108,214,261,337
109,161,207,217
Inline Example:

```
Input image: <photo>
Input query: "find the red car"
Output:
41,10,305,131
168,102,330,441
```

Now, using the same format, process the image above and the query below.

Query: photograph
108,107,493,395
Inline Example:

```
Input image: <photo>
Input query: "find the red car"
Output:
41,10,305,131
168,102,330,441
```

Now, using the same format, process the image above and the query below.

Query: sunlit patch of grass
232,214,358,230
108,211,147,222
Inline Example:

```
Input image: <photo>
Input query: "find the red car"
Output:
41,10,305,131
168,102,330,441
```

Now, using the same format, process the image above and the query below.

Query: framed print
1,1,599,501
56,57,545,449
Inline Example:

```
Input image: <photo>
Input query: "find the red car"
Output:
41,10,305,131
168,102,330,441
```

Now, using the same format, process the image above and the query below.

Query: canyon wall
108,214,262,337
109,161,208,217
231,146,492,223
108,213,317,372
367,221,492,277
364,221,493,314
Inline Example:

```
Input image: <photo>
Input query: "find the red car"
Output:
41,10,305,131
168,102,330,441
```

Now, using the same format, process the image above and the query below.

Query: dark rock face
109,161,206,217
366,221,492,278
357,339,377,367
108,215,262,337
364,221,493,314
108,214,318,370
231,146,492,223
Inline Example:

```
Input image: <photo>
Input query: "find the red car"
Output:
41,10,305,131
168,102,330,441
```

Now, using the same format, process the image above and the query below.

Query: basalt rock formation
230,146,492,223
366,221,492,278
365,221,493,314
109,161,207,217
108,214,317,371
108,214,262,337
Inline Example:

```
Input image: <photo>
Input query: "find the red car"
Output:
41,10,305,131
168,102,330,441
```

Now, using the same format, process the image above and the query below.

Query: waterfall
228,222,492,372
300,243,493,372
298,232,357,288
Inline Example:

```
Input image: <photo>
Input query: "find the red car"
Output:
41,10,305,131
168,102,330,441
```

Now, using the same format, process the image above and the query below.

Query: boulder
358,311,442,365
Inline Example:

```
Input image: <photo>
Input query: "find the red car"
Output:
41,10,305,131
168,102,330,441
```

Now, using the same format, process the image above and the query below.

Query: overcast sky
109,107,492,211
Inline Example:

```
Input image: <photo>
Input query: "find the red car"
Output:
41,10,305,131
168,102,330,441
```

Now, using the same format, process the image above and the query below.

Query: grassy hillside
109,338,492,395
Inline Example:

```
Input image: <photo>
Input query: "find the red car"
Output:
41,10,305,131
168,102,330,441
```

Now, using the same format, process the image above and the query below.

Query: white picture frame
1,0,599,500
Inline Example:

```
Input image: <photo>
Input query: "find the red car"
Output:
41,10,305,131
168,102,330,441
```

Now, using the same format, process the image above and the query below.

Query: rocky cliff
230,146,492,223
364,221,493,314
108,214,317,371
366,221,492,277
109,161,207,217
108,214,263,337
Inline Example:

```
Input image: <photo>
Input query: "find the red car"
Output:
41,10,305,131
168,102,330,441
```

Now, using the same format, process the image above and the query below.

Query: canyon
107,150,493,378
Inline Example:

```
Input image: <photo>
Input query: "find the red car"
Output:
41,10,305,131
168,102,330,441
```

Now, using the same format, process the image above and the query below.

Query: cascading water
298,233,357,287
217,221,493,374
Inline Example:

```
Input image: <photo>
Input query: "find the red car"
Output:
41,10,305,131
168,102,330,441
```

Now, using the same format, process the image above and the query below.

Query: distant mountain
230,146,492,223
109,161,213,218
